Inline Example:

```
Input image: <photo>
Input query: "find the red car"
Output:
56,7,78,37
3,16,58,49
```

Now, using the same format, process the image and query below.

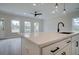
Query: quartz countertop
20,32,79,48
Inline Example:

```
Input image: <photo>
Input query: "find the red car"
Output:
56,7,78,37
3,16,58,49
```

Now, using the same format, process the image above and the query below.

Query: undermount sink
59,32,74,34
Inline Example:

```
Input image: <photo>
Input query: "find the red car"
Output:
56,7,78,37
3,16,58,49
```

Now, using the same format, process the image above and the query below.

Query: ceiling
0,3,79,19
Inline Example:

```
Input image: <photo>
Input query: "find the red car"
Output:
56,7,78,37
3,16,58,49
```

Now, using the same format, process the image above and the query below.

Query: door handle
51,47,59,53
76,41,78,47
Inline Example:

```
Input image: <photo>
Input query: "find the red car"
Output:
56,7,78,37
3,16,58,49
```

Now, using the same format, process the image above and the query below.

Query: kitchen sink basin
59,32,74,34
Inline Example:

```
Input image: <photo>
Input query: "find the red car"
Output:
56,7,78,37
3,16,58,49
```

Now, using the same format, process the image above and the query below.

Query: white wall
0,11,79,33
44,11,79,32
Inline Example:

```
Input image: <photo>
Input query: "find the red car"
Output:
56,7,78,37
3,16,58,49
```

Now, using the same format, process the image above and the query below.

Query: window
11,20,20,33
34,22,39,32
24,21,31,33
72,18,79,32
0,20,4,32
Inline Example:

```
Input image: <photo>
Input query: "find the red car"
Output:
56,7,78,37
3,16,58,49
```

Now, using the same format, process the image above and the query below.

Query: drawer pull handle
61,52,66,55
51,47,59,53
67,41,71,43
76,41,78,47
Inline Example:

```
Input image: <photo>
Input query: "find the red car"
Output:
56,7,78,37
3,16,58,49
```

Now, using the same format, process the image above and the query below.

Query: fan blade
37,13,42,15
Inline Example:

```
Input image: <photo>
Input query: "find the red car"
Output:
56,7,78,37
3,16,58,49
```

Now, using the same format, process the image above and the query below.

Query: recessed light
33,3,36,6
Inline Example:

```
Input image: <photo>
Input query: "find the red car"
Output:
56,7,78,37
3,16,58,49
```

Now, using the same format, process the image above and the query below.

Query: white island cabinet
72,35,79,55
42,38,72,55
21,32,79,55
56,43,72,55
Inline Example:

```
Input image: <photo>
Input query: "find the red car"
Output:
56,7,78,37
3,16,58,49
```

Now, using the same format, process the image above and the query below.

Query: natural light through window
24,21,31,33
11,20,20,33
34,22,39,32
72,18,79,32
0,20,4,32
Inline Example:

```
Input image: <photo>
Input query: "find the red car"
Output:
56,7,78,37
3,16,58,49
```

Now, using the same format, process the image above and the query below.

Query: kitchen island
21,32,79,55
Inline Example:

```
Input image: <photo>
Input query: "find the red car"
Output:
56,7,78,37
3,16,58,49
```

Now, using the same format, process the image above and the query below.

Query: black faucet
57,22,64,32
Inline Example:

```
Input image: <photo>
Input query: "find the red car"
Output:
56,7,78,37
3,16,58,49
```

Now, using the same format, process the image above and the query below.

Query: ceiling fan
32,11,42,17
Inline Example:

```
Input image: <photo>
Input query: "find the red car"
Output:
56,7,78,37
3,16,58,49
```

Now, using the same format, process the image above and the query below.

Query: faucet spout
57,22,64,32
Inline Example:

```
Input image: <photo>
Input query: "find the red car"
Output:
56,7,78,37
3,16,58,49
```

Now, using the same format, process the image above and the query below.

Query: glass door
24,21,31,33
11,20,20,33
34,22,39,32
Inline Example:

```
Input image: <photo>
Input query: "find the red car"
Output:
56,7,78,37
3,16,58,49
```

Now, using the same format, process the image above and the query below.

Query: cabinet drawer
56,44,71,55
42,38,71,55
72,35,79,55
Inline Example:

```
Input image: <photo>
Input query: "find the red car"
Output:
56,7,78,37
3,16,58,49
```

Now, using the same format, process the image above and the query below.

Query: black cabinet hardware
67,40,71,43
61,52,66,55
76,41,78,47
51,47,59,53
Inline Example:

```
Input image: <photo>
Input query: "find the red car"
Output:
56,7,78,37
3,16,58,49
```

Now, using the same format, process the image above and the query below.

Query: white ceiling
0,3,79,19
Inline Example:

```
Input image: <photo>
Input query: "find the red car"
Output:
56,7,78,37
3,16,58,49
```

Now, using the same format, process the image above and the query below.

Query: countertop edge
39,33,79,48
20,32,79,48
